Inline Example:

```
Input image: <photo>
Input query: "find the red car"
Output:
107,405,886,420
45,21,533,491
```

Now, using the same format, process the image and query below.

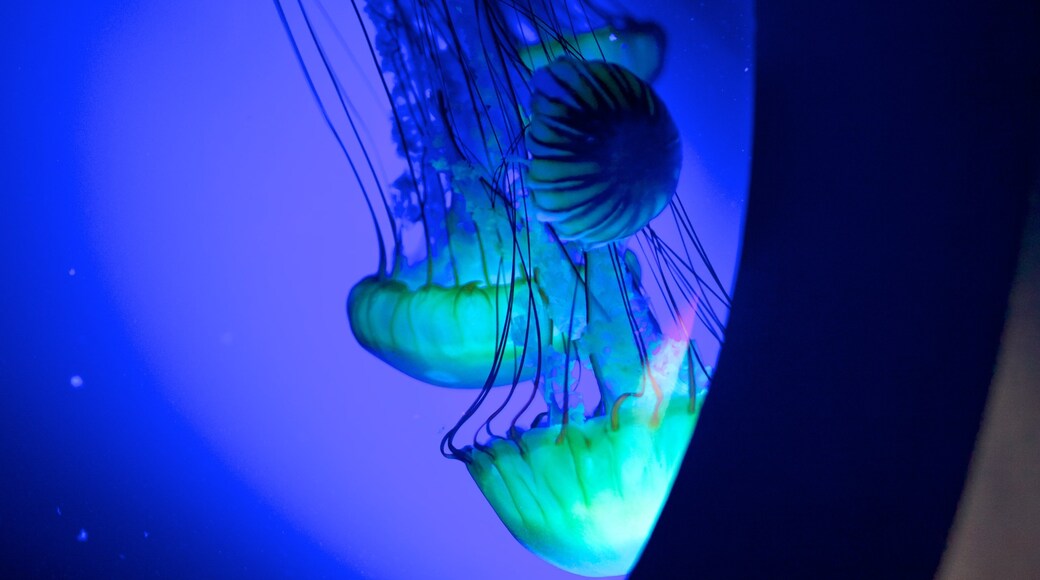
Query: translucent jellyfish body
348,275,551,388
346,192,557,388
467,374,704,577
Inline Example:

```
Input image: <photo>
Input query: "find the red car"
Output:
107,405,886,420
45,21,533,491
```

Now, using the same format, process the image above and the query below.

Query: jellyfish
276,0,557,388
526,56,682,247
276,0,733,576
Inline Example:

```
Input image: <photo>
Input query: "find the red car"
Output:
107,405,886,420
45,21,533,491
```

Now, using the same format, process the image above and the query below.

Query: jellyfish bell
347,278,550,388
345,176,561,388
464,336,708,577
526,57,682,248
347,256,555,388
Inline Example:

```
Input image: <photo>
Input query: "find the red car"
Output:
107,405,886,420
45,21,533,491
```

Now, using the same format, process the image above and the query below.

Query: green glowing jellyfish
346,190,557,388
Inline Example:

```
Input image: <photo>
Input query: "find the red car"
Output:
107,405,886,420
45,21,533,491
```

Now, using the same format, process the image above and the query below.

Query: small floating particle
68,268,76,276
76,529,88,542
70,376,84,389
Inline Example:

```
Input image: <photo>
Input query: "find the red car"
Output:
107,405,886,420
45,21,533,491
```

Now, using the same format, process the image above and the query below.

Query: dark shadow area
634,0,1040,578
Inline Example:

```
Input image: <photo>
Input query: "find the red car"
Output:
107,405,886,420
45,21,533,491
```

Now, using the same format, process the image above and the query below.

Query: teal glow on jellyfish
277,0,733,576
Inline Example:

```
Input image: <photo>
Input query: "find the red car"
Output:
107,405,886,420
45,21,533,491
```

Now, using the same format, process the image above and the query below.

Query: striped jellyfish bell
525,57,682,248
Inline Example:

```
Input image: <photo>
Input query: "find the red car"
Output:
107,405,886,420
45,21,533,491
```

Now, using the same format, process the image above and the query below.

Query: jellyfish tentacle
275,0,398,275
